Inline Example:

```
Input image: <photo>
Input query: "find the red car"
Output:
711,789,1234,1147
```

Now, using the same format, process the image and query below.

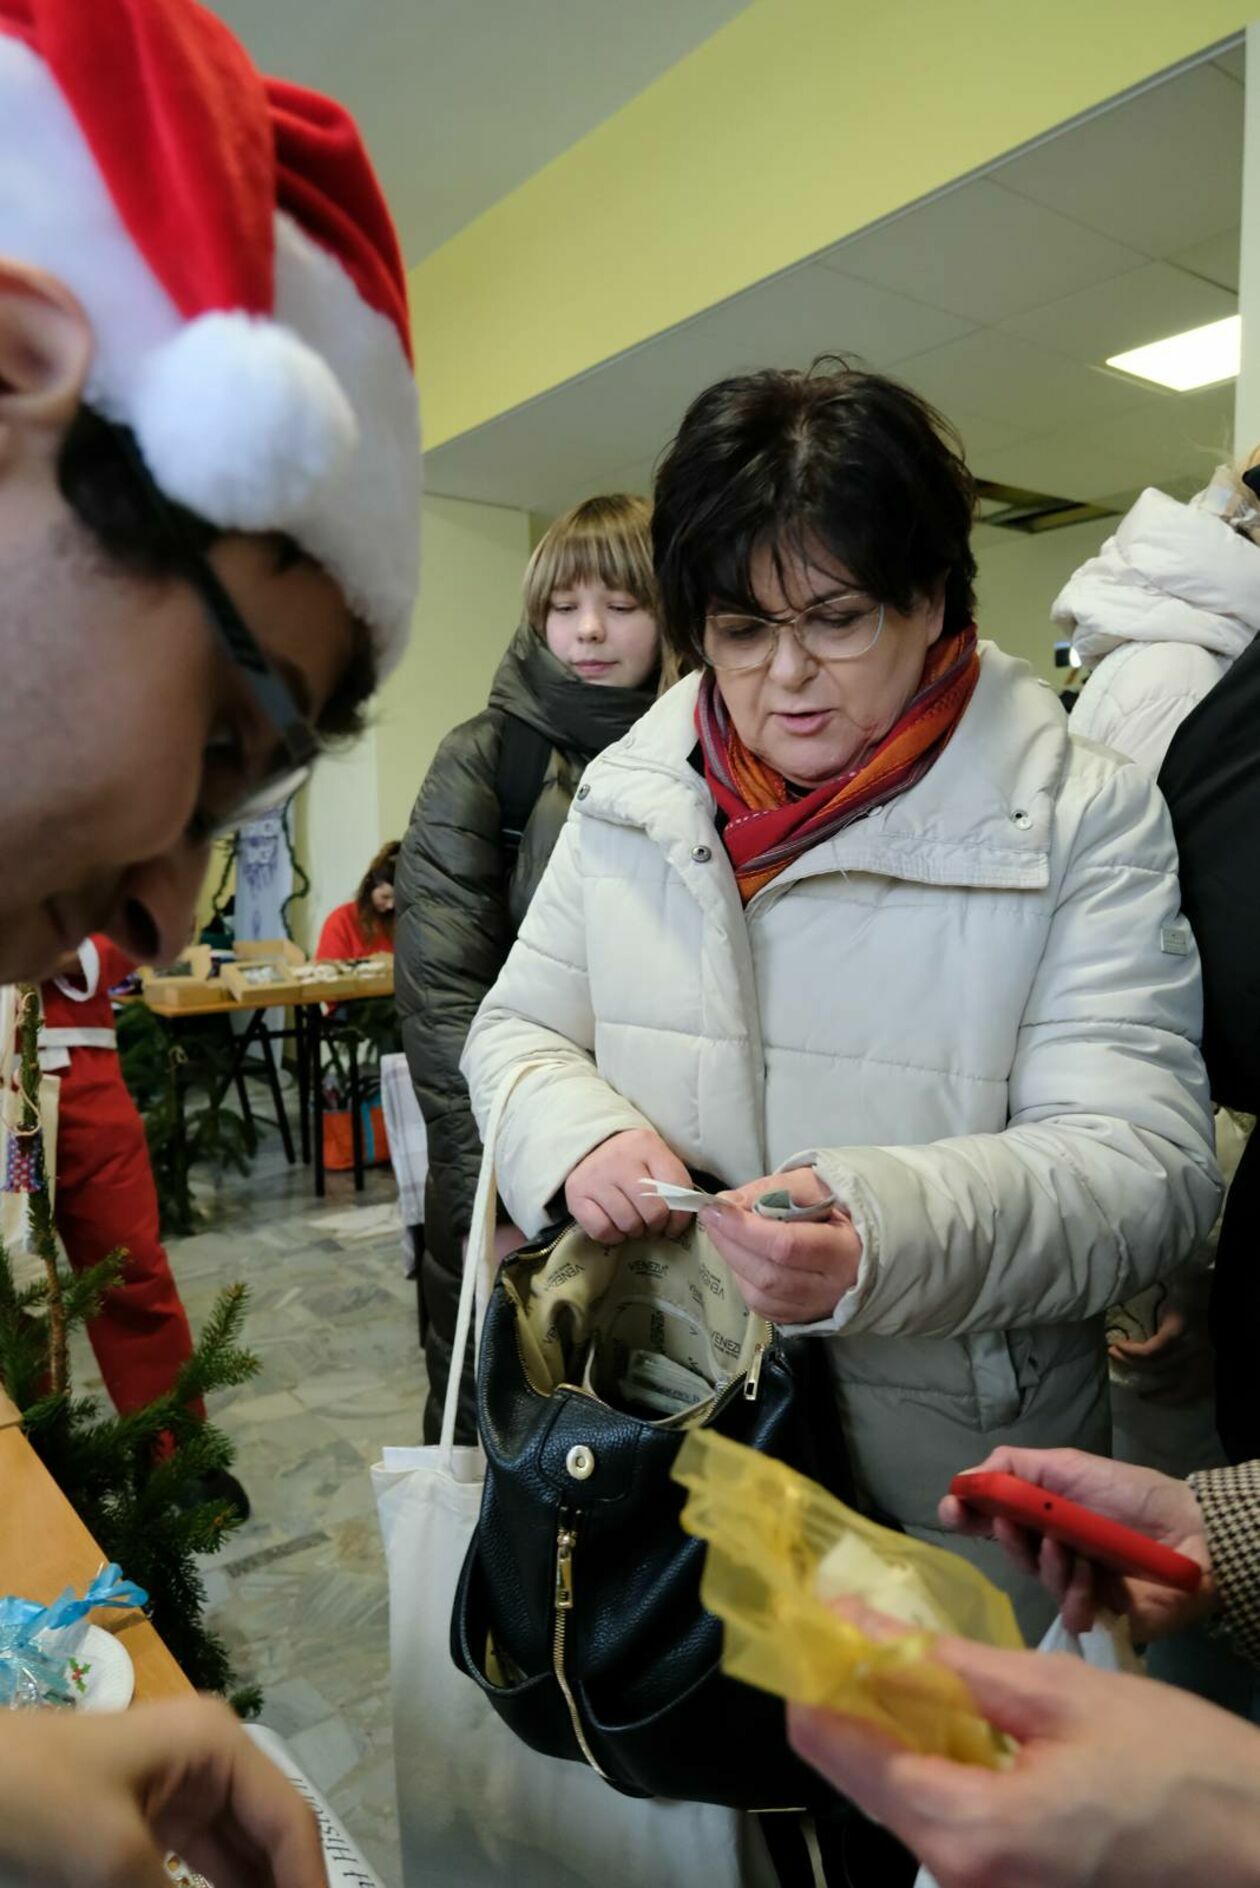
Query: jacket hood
1052,487,1260,666
487,621,658,758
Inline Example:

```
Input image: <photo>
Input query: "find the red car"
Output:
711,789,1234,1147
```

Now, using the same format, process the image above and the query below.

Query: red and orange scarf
697,626,981,903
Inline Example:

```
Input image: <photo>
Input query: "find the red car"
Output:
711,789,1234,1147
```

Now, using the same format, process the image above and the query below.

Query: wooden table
144,969,395,1196
0,1389,188,1703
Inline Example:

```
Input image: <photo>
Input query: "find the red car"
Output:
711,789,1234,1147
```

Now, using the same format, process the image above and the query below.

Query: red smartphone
949,1470,1203,1594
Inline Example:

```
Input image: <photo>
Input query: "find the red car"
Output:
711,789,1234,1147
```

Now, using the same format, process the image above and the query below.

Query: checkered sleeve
1189,1461,1260,1666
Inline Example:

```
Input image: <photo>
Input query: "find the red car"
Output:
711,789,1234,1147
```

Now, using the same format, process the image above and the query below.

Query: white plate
66,1624,134,1712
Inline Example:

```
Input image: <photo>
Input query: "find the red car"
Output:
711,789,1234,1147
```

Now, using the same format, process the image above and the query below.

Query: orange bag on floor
323,1101,389,1171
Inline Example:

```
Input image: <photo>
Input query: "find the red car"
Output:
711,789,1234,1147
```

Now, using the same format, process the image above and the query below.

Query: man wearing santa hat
0,0,419,989
0,0,417,1878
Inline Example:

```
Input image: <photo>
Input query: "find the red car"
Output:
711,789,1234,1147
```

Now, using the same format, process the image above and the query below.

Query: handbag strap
440,1057,545,1453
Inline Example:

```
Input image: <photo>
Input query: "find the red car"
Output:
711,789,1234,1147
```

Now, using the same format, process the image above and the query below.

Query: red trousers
54,1053,204,1420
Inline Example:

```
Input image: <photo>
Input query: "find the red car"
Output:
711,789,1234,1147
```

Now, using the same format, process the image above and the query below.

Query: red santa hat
0,0,420,674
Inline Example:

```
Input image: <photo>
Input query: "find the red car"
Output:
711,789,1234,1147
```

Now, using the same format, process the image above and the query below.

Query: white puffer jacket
1054,487,1260,773
464,648,1220,1629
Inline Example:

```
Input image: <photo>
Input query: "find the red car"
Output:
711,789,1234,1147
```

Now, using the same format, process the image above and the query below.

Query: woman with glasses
462,361,1220,1641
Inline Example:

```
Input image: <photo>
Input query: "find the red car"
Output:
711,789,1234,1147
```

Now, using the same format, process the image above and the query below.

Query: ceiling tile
993,62,1243,259
891,328,1157,437
817,177,1147,323
1173,226,1241,292
945,410,1035,458
645,264,977,390
999,261,1236,363
971,380,1236,503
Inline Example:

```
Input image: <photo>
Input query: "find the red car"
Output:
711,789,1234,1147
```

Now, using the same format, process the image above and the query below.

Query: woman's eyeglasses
703,598,885,673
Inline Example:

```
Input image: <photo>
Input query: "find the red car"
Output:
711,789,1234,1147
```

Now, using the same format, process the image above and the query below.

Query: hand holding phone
943,1449,1216,1640
950,1469,1204,1593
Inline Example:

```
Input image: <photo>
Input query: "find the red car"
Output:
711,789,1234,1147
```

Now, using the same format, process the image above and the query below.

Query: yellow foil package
673,1431,1024,1768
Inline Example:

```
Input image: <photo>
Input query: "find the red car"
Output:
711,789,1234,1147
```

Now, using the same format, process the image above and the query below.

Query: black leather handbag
449,1208,857,1812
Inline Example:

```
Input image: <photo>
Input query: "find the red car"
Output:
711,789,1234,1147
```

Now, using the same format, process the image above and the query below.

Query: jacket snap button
576,784,590,802
691,844,712,863
566,1444,596,1481
1011,810,1032,831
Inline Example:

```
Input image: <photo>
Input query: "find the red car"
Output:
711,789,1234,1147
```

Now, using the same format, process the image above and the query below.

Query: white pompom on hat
0,0,420,676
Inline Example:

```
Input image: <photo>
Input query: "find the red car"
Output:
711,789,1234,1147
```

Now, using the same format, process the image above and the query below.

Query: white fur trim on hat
0,33,420,675
133,312,358,530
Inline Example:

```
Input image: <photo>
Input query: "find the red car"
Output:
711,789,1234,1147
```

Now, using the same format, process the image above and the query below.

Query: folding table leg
349,1031,364,1193
259,1022,295,1165
295,1006,311,1165
312,1005,326,1199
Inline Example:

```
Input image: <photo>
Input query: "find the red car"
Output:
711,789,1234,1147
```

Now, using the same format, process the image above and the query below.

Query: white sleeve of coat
1070,684,1190,775
461,814,655,1235
1071,644,1224,776
788,766,1223,1340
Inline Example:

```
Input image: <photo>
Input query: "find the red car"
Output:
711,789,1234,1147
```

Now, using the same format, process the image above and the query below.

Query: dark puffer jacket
395,623,657,1440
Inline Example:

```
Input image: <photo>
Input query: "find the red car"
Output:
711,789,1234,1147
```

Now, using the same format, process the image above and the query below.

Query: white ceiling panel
890,328,1159,436
1173,226,1242,292
994,61,1244,259
937,410,1033,457
816,178,1146,324
999,261,1236,363
973,380,1236,505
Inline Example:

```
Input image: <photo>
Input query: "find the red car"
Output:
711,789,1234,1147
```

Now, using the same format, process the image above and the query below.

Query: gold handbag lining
500,1226,769,1429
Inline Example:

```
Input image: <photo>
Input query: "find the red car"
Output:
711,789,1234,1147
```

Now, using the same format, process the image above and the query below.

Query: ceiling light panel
1106,314,1241,391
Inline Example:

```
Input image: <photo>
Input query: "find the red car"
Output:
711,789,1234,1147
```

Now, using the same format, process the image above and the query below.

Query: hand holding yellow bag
673,1430,1024,1769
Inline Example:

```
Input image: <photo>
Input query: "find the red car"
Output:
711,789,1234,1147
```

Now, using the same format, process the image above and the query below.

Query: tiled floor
70,1131,423,1888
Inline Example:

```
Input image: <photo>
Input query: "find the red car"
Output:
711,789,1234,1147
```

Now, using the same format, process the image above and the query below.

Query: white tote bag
372,1067,753,1888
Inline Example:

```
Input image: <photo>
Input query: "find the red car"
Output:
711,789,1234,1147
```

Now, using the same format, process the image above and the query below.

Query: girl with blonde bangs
395,493,672,1440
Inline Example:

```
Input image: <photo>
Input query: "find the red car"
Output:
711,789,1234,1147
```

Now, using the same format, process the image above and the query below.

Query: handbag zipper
553,1517,609,1779
743,1340,766,1401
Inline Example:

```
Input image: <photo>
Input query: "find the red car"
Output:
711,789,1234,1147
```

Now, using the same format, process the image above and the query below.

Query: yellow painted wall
372,492,533,844
412,0,1251,447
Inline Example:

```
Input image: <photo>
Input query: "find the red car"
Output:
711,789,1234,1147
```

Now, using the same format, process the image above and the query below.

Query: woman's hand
789,1633,1260,1888
940,1446,1216,1641
564,1129,695,1243
699,1170,862,1324
1108,1303,1187,1367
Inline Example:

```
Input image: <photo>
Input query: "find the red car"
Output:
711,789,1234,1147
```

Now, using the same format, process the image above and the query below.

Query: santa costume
40,941,204,1418
0,0,419,1414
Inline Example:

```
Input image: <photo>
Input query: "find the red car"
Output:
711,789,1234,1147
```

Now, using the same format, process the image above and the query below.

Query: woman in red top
316,841,399,960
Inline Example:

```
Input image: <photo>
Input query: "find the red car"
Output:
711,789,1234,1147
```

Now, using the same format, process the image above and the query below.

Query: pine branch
59,1251,126,1327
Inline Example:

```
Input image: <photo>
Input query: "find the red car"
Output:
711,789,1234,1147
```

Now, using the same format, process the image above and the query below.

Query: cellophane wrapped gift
674,1429,1022,1767
0,1564,146,1708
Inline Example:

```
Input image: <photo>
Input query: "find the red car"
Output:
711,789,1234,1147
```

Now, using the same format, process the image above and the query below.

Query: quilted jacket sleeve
394,712,512,1258
792,763,1222,1340
461,817,655,1234
1071,643,1227,775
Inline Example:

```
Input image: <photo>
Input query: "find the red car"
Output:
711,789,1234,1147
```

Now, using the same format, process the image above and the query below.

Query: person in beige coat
463,361,1221,1635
